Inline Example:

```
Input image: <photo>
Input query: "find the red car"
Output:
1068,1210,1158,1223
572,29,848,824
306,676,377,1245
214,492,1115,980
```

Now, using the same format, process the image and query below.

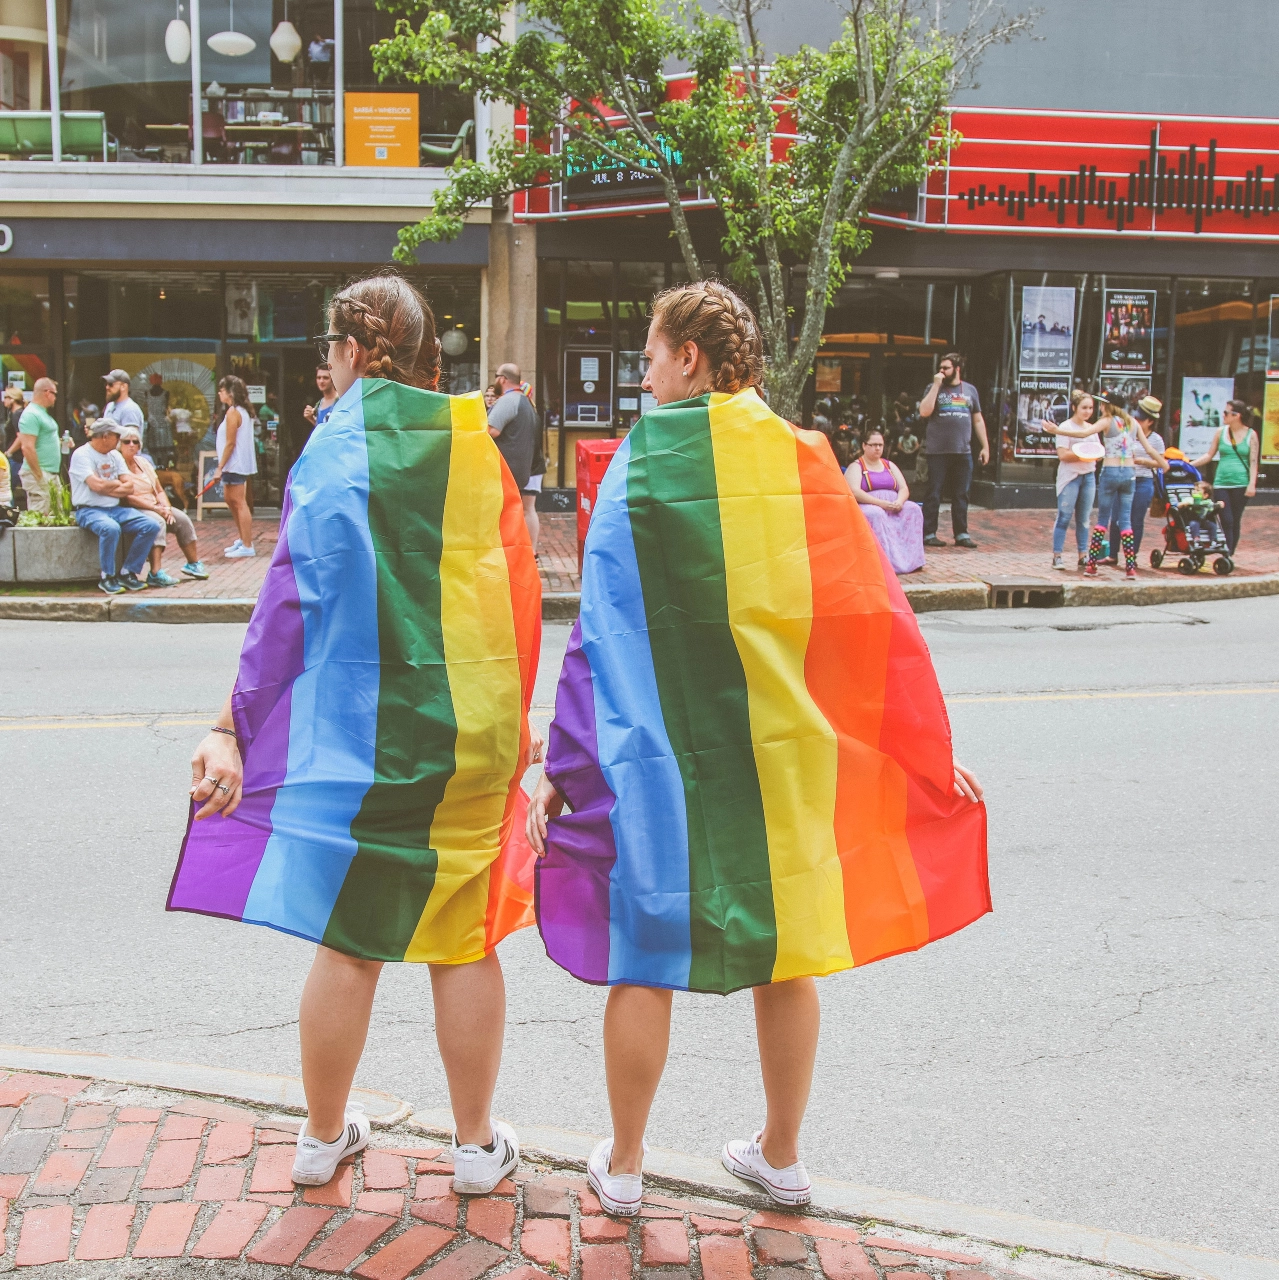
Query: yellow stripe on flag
707,390,853,982
405,393,523,963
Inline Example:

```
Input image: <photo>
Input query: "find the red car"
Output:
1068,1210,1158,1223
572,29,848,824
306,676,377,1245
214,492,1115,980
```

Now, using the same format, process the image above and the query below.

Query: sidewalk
1,1065,1256,1280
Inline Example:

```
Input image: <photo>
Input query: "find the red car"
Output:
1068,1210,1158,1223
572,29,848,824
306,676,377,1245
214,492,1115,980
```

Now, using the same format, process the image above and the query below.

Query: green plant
376,0,1034,421
14,477,75,527
1008,1245,1026,1260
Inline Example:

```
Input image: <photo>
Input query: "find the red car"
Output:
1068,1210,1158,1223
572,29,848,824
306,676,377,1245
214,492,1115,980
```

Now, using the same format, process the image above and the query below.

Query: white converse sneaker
224,543,256,558
587,1137,645,1217
291,1105,370,1186
722,1132,811,1206
452,1118,519,1195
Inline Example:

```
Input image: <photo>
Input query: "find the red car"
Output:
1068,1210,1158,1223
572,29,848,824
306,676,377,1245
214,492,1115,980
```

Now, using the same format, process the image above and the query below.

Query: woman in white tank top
214,375,258,558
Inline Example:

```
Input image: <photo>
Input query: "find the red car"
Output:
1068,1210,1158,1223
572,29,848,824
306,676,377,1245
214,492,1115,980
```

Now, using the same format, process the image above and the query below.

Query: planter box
10,525,102,582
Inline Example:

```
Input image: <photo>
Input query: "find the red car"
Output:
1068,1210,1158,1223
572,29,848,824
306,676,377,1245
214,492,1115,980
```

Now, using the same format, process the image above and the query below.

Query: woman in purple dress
846,428,925,574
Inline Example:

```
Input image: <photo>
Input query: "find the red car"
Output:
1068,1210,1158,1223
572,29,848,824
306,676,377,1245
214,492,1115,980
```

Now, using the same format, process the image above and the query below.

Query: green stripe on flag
324,381,458,960
626,396,776,993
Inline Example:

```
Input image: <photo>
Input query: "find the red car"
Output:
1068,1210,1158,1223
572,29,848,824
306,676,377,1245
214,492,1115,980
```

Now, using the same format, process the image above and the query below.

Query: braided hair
649,280,764,393
328,273,441,391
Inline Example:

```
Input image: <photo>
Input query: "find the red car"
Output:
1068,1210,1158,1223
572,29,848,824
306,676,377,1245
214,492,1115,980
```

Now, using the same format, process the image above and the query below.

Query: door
227,349,284,507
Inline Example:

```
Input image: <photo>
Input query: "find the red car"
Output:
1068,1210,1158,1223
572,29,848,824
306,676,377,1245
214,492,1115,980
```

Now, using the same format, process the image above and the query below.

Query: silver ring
217,784,231,795
204,776,220,785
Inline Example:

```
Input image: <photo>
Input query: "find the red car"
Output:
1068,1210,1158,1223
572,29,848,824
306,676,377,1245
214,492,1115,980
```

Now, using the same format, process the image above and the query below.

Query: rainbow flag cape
168,379,541,964
537,388,989,995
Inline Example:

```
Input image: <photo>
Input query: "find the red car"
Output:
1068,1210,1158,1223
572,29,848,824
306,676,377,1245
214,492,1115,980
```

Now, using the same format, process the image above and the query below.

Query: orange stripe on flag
793,431,929,963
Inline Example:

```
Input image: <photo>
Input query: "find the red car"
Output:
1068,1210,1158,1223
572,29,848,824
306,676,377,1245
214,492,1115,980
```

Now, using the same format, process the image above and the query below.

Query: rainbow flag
168,380,541,964
537,388,989,995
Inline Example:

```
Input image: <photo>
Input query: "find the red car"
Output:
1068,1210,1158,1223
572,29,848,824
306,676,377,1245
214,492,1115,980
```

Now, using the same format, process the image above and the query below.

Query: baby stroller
1150,459,1233,575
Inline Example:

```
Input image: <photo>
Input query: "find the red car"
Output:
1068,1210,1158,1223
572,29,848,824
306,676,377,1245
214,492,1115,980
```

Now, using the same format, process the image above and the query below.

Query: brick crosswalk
0,1070,1014,1280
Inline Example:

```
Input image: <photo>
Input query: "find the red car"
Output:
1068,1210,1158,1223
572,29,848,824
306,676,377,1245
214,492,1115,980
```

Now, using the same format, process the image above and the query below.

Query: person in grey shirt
101,369,146,437
487,362,536,491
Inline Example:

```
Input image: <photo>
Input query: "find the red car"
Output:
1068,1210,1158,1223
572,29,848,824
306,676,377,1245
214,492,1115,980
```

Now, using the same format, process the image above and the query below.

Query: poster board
345,92,420,167
1019,286,1075,372
1099,375,1151,411
1180,377,1233,460
196,450,228,521
1014,373,1070,458
1262,382,1279,463
1100,289,1156,373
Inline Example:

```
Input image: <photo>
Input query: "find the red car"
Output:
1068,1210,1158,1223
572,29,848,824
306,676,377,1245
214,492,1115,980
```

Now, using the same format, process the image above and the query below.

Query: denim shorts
221,471,251,486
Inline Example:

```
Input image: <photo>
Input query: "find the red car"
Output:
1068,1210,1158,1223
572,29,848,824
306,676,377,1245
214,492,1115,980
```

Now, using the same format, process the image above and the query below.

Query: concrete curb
0,1048,1272,1280
404,1108,1275,1280
2,572,1278,624
0,1044,412,1126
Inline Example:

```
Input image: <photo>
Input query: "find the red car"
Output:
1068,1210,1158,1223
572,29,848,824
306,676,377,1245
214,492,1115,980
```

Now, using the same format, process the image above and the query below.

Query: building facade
4,0,1279,505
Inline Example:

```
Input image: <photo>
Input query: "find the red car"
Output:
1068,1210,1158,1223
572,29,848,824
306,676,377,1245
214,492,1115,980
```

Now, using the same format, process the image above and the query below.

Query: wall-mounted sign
561,135,683,205
1019,286,1075,373
0,224,11,253
1014,373,1070,458
1100,289,1155,373
345,92,419,168
564,347,612,425
246,384,267,405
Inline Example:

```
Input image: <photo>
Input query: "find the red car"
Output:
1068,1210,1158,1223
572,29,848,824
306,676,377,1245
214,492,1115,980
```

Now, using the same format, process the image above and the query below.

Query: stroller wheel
1149,549,1164,568
1213,556,1234,576
1178,557,1196,575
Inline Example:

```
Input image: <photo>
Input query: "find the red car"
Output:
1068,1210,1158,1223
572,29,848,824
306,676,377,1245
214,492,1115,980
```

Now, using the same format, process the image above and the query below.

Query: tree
375,0,1034,420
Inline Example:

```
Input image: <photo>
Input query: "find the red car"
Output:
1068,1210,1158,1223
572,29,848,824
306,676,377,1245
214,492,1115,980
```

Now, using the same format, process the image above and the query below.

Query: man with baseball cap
101,369,145,438
69,418,163,595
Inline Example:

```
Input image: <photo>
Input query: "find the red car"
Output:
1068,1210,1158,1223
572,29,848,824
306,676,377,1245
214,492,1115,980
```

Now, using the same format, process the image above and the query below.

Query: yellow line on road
951,685,1279,705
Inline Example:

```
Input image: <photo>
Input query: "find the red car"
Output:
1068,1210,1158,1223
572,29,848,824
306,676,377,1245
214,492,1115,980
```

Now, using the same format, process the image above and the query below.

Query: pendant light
269,0,302,63
440,327,469,358
165,0,192,64
208,0,256,57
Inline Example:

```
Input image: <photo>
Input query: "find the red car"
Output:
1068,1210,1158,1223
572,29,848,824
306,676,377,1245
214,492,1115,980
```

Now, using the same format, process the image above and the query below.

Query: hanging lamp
165,0,192,63
269,0,302,62
208,0,256,56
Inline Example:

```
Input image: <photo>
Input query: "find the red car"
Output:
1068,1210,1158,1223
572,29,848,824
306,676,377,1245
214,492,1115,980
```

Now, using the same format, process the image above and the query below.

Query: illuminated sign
562,135,684,204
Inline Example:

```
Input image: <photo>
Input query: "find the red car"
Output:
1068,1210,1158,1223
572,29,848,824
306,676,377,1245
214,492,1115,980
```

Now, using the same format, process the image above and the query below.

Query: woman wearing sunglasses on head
170,272,542,1195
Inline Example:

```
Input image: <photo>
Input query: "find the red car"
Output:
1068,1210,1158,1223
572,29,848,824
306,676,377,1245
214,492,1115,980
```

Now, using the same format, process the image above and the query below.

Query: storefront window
0,272,52,398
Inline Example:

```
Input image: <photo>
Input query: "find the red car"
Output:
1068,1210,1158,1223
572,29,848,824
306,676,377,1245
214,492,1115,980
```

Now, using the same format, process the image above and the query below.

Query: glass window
0,0,42,119
0,273,50,346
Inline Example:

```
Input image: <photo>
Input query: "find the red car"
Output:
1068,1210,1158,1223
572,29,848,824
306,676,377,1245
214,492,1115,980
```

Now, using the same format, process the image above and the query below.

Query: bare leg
522,493,540,555
178,537,200,563
225,485,253,546
428,951,506,1146
604,985,672,1174
299,946,382,1142
149,545,163,573
753,977,820,1168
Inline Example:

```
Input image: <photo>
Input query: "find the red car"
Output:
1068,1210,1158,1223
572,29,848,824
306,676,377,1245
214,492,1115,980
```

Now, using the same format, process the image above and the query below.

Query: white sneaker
225,538,242,551
452,1118,519,1195
291,1106,370,1186
224,543,257,558
587,1137,645,1217
722,1131,811,1206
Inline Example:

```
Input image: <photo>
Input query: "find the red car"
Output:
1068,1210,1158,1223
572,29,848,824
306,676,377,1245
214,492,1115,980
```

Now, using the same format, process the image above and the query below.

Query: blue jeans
1096,466,1135,537
922,452,973,537
1111,472,1155,555
75,505,163,577
1053,471,1096,554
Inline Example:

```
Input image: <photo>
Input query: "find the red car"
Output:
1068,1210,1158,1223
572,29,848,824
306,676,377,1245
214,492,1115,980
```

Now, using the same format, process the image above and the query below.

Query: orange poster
345,92,419,168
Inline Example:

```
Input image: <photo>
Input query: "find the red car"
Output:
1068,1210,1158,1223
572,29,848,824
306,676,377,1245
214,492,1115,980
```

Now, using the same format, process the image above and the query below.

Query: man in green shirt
18,378,61,514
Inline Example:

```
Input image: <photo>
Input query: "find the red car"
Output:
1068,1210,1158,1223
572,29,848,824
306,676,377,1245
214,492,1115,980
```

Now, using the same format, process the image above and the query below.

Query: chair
0,111,114,161
420,117,473,165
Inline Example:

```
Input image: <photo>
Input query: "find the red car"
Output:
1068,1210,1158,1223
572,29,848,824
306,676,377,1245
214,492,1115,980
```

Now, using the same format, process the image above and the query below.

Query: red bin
576,437,624,570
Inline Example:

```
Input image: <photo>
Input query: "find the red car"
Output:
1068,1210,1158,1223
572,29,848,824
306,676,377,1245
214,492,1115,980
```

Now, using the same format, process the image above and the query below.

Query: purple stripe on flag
535,620,616,983
167,486,306,919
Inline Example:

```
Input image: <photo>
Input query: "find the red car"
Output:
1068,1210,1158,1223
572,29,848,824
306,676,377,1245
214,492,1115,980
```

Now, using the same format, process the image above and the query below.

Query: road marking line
0,717,214,732
951,685,1279,705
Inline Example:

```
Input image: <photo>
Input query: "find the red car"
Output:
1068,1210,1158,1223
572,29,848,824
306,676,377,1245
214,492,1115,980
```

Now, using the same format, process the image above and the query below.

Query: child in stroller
1151,460,1234,575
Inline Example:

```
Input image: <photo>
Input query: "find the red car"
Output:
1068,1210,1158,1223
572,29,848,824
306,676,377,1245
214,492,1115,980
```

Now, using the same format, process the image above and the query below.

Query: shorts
523,474,544,495
221,471,251,486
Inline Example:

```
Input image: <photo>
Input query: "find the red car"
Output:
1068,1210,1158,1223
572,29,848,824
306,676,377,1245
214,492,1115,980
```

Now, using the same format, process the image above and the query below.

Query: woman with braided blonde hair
527,280,988,1215
175,272,542,1195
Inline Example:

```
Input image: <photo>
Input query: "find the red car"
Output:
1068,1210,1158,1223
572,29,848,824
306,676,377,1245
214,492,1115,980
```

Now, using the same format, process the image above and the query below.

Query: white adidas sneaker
722,1131,811,1205
291,1105,370,1186
452,1118,519,1195
587,1137,645,1217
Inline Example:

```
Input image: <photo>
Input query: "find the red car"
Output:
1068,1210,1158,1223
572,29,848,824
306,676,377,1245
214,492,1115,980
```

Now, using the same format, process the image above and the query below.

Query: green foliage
376,0,1031,419
16,476,74,526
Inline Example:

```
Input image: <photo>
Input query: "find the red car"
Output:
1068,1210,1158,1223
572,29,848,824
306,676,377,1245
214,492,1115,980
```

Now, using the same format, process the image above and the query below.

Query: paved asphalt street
2,600,1275,1258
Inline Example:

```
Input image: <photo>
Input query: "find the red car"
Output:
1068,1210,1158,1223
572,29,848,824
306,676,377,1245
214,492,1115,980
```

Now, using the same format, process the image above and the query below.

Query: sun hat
1135,395,1162,420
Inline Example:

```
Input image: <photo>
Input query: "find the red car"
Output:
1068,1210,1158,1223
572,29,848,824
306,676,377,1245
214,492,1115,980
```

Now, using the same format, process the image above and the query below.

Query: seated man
69,420,164,595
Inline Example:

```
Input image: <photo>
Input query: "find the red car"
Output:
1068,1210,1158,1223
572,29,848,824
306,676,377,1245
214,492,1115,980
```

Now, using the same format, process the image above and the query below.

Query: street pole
44,0,61,163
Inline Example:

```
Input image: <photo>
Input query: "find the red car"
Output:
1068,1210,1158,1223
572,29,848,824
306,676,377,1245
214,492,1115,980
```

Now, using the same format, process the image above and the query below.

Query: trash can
576,437,623,570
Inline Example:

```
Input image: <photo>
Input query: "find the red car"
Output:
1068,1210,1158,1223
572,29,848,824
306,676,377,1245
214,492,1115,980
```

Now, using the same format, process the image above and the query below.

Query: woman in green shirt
1190,399,1259,554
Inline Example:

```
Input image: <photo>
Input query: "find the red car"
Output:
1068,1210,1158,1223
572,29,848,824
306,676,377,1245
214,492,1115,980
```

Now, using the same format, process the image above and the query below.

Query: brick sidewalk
5,507,1277,601
0,1070,1024,1279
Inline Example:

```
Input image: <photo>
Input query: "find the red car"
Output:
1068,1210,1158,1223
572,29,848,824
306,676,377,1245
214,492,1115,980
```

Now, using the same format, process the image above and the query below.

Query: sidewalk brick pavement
7,507,1277,602
0,1070,1042,1280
